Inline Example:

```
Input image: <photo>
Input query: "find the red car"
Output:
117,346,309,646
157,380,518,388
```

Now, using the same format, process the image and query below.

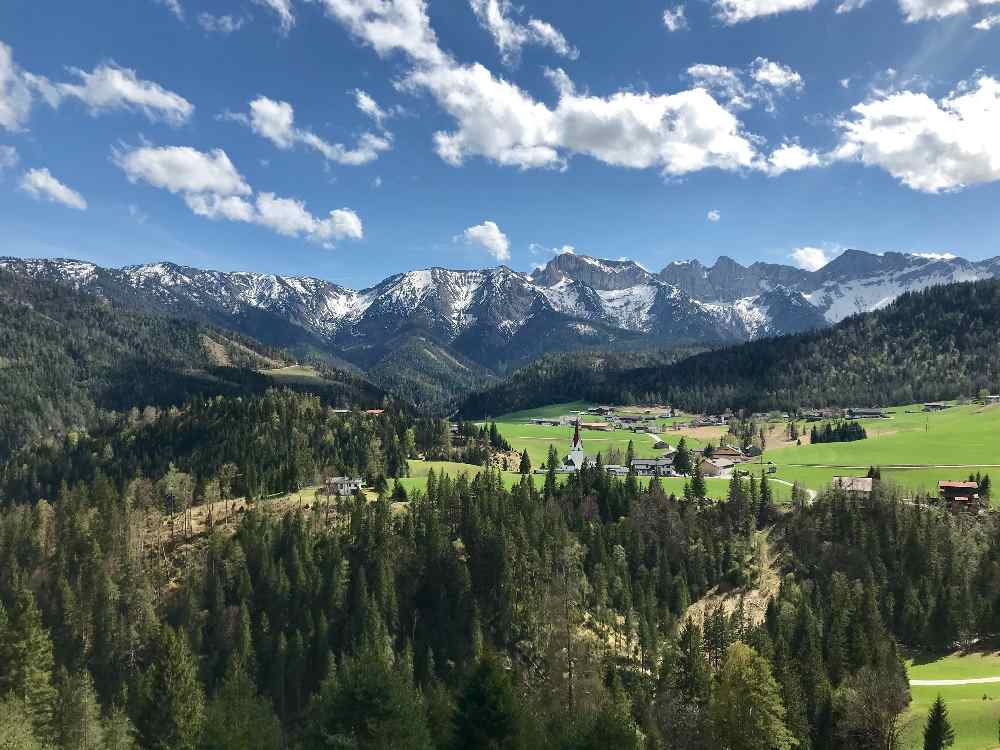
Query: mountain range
3,249,997,405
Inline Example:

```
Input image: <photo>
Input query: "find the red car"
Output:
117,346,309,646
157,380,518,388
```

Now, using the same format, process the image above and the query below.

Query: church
562,420,595,471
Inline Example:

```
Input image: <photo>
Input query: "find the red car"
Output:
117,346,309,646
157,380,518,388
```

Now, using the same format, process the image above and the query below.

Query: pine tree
0,589,57,741
55,668,105,750
203,660,283,750
451,654,518,750
691,461,706,500
923,695,955,750
519,449,531,475
139,626,206,750
711,642,795,750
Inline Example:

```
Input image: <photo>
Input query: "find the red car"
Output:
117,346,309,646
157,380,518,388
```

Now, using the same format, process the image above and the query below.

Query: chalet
530,417,562,426
588,406,615,416
767,461,777,474
365,409,385,416
580,421,613,432
832,476,874,496
846,408,888,419
324,476,364,497
630,458,674,477
938,481,981,508
711,445,746,462
701,457,735,477
923,402,949,412
604,465,629,478
987,395,1000,404
653,440,673,451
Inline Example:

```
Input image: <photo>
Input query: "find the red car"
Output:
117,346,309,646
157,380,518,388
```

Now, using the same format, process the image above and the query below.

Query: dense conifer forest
1,384,999,748
0,271,385,462
461,279,1000,417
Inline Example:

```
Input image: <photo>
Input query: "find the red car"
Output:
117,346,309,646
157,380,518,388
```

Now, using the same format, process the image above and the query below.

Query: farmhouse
324,476,364,497
832,476,874,496
711,445,746,462
580,421,613,432
846,407,888,419
630,458,674,476
938,481,981,509
701,457,735,477
923,402,949,412
604,465,629,477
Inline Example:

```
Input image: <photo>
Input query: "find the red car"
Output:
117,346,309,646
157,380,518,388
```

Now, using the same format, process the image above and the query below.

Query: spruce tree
519,449,531,475
711,642,794,750
203,660,282,750
139,626,206,750
923,695,955,750
451,654,518,750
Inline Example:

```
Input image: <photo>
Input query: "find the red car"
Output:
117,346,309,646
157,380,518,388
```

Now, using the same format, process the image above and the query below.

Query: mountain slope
3,249,996,406
461,279,1000,417
0,270,383,460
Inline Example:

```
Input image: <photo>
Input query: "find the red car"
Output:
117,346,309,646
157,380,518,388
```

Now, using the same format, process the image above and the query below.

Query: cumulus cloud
198,13,249,33
764,142,822,176
19,167,87,210
835,0,872,12
687,57,804,112
835,75,1000,193
707,209,721,222
469,0,578,66
1,43,192,130
49,64,194,124
319,0,768,176
115,145,251,196
458,220,511,261
713,0,818,24
790,246,834,271
254,0,295,32
0,43,39,131
974,11,1000,26
116,144,363,246
354,89,402,128
663,5,689,30
230,95,391,166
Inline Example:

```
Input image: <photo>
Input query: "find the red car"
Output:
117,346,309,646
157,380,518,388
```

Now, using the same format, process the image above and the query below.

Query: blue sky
1,0,999,288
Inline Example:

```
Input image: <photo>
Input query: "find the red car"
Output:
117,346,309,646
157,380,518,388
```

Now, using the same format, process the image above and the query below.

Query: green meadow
902,652,1000,749
765,403,1000,498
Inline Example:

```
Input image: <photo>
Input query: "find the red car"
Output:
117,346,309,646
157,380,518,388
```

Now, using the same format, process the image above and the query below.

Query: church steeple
572,418,582,450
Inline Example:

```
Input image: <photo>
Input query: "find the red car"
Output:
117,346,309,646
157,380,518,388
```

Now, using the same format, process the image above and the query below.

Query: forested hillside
2,421,997,749
462,279,1000,417
0,272,384,461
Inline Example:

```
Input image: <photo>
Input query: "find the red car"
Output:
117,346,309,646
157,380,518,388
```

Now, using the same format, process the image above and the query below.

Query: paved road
910,677,1000,686
785,463,1000,469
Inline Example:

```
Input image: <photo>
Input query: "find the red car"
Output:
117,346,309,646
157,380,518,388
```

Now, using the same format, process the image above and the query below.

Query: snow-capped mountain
3,249,997,401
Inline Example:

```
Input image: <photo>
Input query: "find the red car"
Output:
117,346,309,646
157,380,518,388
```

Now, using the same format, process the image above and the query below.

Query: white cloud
469,0,578,66
713,0,818,24
897,0,1000,21
353,89,402,127
198,14,249,33
115,145,251,196
687,58,804,112
235,95,392,166
750,57,803,91
19,167,87,210
790,246,833,271
157,0,184,21
707,209,721,222
458,220,511,261
840,77,852,89
835,75,1000,193
0,43,38,131
373,176,382,187
529,242,575,255
49,63,193,125
663,5,689,30
115,144,363,245
835,0,872,12
764,143,822,176
974,11,1000,26
254,0,295,32
0,144,17,173
321,0,784,177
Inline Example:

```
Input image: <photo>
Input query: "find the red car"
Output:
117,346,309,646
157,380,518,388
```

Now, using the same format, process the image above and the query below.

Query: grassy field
902,651,1000,749
764,403,1000,498
261,364,328,383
